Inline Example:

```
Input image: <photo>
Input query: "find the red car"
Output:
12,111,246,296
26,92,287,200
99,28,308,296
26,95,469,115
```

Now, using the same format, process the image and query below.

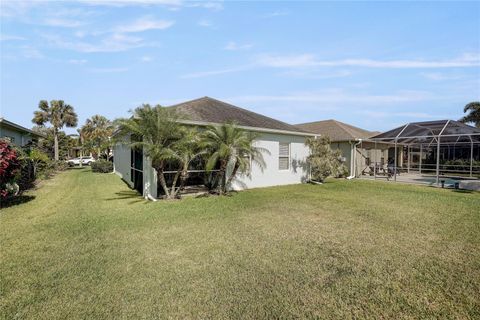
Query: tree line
2,99,479,203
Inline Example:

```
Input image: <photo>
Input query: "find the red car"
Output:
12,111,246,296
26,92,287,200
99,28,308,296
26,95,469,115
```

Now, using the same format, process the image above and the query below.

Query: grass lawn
1,168,479,319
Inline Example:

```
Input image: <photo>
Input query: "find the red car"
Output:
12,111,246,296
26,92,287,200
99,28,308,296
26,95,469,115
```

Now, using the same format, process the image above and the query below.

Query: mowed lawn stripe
1,168,479,319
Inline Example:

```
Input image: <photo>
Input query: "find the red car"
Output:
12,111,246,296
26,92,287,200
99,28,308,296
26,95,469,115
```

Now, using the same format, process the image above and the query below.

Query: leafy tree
79,115,114,159
115,104,184,199
305,136,348,183
0,140,21,199
26,148,50,178
459,101,480,128
32,100,78,160
201,123,267,195
32,126,74,160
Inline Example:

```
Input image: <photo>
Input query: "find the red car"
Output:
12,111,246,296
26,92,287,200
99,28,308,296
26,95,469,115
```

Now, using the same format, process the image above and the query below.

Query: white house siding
113,138,133,187
114,132,311,198
231,133,310,190
143,157,157,199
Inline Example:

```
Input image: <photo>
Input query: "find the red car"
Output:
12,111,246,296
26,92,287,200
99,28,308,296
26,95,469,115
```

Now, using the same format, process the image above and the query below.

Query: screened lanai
365,120,480,187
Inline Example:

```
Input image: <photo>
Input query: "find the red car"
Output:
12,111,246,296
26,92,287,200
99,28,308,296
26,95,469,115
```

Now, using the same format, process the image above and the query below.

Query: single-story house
295,119,394,177
0,117,44,147
114,97,316,198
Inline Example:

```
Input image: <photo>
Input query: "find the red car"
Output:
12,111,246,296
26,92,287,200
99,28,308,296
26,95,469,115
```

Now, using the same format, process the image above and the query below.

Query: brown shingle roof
168,97,307,134
295,119,377,142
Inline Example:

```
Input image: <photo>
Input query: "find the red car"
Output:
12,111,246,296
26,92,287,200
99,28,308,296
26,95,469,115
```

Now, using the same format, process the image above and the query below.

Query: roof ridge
166,96,210,108
295,119,335,126
331,120,360,139
169,96,302,131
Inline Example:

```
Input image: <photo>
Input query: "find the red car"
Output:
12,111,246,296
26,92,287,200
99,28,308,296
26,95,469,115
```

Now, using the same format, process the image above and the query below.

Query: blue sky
1,0,479,134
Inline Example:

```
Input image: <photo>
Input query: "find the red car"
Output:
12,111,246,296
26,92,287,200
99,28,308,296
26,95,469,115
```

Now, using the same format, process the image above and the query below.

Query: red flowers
0,140,21,199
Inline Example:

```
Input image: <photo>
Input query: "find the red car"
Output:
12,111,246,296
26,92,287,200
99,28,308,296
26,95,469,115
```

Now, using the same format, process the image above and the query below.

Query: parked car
67,156,96,166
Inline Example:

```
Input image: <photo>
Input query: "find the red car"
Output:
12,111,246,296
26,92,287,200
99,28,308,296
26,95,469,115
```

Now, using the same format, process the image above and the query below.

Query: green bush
305,136,348,182
53,160,69,171
91,160,113,173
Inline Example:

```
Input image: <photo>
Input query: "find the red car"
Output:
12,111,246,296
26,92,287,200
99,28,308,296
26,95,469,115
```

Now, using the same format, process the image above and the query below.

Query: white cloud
256,53,480,68
114,16,175,33
43,18,85,28
198,19,212,27
224,41,253,51
80,0,182,7
360,110,448,120
263,10,289,18
140,56,153,62
279,69,352,79
88,67,129,73
419,72,464,81
225,90,438,106
188,2,223,11
20,46,44,59
0,34,26,41
41,32,150,53
178,52,480,79
180,65,252,79
69,59,88,64
256,54,317,67
75,31,87,38
0,1,42,17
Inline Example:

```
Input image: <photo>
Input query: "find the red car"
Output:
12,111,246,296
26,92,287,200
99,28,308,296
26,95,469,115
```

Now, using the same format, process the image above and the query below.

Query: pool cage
361,120,480,186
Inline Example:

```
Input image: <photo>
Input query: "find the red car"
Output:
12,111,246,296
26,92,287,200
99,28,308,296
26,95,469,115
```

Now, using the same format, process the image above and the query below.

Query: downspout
347,139,362,179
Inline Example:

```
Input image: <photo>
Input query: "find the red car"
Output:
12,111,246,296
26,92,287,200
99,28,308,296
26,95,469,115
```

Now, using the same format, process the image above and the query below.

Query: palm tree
201,123,267,195
115,104,183,199
459,101,480,128
167,126,206,194
32,100,78,161
80,115,114,159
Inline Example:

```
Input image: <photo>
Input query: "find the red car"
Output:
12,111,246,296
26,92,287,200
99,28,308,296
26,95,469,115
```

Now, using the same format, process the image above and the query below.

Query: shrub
17,158,36,191
53,160,69,171
305,136,348,183
38,160,69,179
91,160,113,173
0,140,21,199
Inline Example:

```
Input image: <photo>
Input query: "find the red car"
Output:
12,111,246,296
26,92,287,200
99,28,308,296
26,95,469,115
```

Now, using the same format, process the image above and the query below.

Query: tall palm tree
459,101,480,128
32,100,78,160
80,115,114,159
115,104,183,199
201,123,267,195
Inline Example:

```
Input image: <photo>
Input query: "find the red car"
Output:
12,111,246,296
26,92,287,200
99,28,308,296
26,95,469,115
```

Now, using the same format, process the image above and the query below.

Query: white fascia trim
177,119,318,137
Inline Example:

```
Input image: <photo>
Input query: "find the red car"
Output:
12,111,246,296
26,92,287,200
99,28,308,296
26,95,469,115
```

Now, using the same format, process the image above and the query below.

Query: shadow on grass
1,195,36,209
451,189,475,194
105,190,146,204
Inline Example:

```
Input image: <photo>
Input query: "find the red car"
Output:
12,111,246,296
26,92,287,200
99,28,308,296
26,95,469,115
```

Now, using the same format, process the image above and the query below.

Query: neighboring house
295,119,392,177
114,97,316,198
0,117,44,147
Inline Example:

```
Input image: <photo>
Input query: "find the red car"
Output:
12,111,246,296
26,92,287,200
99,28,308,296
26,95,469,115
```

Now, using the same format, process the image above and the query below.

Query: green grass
1,168,479,319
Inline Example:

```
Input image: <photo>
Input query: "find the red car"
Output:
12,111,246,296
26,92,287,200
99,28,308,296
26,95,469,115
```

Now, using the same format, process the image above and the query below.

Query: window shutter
279,157,289,170
279,142,290,170
279,143,289,157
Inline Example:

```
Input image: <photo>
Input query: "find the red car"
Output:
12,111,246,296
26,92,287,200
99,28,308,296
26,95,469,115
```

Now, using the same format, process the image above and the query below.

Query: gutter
347,139,362,179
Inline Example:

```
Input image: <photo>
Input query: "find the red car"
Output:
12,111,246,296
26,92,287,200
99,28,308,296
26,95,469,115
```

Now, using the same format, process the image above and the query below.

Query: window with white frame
279,142,290,170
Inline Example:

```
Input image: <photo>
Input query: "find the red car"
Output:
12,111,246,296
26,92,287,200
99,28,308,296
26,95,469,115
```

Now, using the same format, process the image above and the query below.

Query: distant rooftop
371,120,480,143
0,117,45,137
168,96,312,135
295,119,378,142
